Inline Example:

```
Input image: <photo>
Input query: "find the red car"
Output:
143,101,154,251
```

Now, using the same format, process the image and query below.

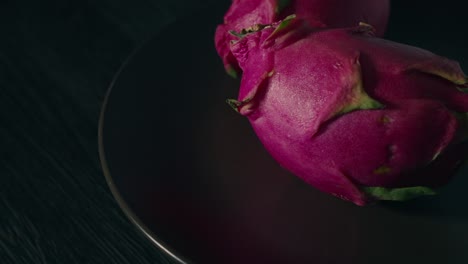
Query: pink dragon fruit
215,0,390,77
226,17,468,206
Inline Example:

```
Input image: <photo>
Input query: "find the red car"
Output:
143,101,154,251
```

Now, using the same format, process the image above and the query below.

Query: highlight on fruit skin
225,16,468,206
215,0,390,78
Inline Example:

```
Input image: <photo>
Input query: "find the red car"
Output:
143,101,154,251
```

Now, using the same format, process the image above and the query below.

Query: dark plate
99,2,468,264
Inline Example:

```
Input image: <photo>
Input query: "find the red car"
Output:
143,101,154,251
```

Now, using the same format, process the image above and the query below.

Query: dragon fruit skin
215,0,390,77
228,19,468,206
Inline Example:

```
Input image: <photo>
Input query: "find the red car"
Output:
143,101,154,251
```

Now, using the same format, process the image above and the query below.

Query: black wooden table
0,1,218,263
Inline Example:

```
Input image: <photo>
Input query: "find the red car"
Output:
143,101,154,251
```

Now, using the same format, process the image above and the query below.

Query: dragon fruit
215,0,390,77
226,17,468,206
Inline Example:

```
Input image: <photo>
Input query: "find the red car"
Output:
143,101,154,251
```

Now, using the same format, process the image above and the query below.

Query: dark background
0,1,466,264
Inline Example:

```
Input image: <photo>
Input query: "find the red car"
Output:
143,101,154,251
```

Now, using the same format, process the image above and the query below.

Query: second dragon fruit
215,0,390,77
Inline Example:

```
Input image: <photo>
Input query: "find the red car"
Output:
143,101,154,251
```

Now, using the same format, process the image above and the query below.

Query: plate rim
97,32,189,264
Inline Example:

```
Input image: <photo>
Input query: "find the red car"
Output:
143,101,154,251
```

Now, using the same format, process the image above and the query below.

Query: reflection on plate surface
99,2,468,264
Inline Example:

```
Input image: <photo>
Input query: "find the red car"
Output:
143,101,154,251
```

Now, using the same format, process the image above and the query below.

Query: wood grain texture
0,1,212,263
